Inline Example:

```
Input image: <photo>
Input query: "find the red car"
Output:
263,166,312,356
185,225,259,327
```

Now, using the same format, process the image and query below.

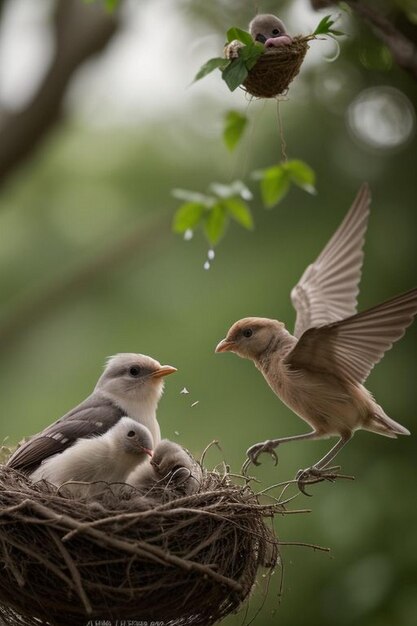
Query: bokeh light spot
347,86,415,150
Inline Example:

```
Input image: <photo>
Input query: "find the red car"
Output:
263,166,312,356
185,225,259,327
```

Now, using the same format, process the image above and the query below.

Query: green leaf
204,203,228,245
257,165,291,208
222,198,254,230
313,14,344,37
223,110,248,151
172,188,213,206
226,27,253,46
172,202,205,233
222,58,248,91
194,57,230,82
284,160,316,193
105,0,119,11
239,42,264,69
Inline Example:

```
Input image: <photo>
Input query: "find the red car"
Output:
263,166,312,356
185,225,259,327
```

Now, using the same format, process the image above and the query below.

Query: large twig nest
244,36,310,98
0,463,281,626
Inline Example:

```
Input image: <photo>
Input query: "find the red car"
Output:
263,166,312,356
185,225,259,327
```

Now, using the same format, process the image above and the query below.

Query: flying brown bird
216,184,416,489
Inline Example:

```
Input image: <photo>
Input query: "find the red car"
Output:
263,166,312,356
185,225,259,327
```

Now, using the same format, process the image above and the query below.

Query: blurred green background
0,0,416,624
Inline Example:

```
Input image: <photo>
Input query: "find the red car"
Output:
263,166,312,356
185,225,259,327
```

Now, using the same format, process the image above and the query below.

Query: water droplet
180,387,189,395
174,430,180,436
184,229,193,241
191,401,199,407
204,261,210,270
208,249,215,260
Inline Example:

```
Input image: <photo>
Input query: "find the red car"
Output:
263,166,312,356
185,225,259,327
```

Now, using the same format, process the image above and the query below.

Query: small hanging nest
243,36,310,98
0,461,281,626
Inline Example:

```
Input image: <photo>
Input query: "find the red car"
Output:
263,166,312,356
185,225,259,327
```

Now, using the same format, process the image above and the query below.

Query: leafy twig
252,160,316,209
172,181,254,246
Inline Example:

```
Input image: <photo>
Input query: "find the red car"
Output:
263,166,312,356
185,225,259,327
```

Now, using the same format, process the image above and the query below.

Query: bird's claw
296,465,342,496
242,440,279,474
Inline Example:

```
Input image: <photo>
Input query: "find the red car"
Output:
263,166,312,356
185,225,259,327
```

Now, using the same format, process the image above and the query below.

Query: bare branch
0,213,169,353
0,0,119,185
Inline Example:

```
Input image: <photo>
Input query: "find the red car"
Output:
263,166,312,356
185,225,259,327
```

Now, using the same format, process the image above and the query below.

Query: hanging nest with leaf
196,15,343,100
243,36,310,98
0,458,282,626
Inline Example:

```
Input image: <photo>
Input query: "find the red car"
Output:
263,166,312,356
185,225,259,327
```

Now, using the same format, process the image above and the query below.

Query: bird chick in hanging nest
225,14,309,99
225,14,293,59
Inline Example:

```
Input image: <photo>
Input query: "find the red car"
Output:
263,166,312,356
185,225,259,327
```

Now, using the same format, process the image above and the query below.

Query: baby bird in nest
129,439,202,495
216,184,416,492
31,417,153,495
225,14,293,59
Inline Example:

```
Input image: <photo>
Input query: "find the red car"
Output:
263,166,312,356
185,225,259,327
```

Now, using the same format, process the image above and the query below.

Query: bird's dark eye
129,366,141,377
272,28,280,35
243,328,253,338
127,430,136,438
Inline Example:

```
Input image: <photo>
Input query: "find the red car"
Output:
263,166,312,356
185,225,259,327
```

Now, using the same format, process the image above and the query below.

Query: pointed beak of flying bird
215,338,235,353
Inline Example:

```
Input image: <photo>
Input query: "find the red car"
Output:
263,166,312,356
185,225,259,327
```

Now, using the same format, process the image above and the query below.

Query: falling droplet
191,401,199,407
204,261,210,270
180,387,189,395
208,249,215,260
184,229,193,241
174,430,180,436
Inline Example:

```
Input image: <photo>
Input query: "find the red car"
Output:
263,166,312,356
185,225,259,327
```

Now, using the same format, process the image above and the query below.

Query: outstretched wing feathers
291,184,371,338
287,288,417,384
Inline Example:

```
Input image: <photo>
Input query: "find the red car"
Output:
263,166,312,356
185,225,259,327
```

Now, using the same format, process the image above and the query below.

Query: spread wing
286,288,417,385
6,394,124,473
291,184,371,338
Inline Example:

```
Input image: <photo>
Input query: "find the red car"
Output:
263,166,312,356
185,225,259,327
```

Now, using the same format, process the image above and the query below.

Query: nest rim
0,464,280,626
243,35,311,99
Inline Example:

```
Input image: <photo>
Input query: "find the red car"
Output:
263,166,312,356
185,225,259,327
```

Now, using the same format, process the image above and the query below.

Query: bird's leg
296,433,352,496
242,430,320,474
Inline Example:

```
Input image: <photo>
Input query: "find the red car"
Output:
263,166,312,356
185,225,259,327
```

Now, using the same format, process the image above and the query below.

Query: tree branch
310,0,417,80
0,213,170,352
0,0,119,186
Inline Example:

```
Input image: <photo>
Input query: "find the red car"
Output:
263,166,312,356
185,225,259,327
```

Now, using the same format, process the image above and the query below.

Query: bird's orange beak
151,365,177,378
215,338,235,353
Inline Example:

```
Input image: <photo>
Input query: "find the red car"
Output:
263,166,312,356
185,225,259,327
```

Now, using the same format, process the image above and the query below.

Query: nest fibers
243,36,310,98
0,462,282,626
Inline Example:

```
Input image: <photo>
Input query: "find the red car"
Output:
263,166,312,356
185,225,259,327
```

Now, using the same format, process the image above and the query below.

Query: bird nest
243,36,310,98
0,462,281,626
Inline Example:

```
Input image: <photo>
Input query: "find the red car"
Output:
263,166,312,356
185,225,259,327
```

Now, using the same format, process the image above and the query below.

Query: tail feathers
367,407,410,438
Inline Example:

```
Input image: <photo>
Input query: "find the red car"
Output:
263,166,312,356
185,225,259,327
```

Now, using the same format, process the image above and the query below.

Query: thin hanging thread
276,99,288,162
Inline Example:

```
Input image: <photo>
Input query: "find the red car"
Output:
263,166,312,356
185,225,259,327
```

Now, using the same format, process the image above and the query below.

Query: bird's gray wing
7,394,125,473
286,288,417,385
291,184,371,338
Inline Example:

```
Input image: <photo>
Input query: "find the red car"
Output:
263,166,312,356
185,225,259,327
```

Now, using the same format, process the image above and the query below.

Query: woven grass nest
0,459,281,626
243,36,310,98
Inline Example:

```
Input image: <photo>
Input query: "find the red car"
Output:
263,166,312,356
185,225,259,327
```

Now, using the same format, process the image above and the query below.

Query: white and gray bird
30,417,153,492
7,353,176,475
128,439,202,495
215,184,416,487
